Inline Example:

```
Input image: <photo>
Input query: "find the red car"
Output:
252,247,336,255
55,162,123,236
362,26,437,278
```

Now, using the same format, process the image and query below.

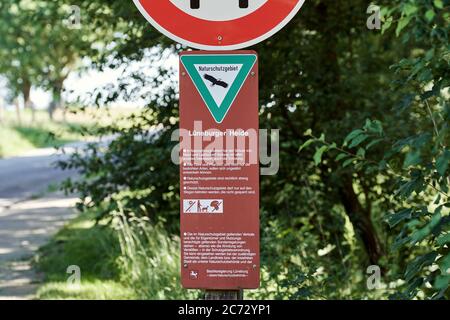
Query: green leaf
366,139,384,151
407,60,425,81
364,119,383,135
403,150,422,168
405,252,438,282
439,253,450,276
403,4,418,16
386,209,412,227
319,133,325,142
403,277,424,299
425,9,436,22
417,68,432,82
349,134,369,148
437,233,450,246
335,153,348,162
342,158,355,168
395,177,423,199
436,151,450,177
425,48,435,61
382,16,393,34
313,146,328,166
299,139,315,152
396,16,413,36
434,275,450,291
392,233,411,251
410,213,442,245
344,129,363,145
433,0,444,9
356,148,366,158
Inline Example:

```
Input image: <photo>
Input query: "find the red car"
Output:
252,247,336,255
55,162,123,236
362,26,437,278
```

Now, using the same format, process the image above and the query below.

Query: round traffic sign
133,0,305,50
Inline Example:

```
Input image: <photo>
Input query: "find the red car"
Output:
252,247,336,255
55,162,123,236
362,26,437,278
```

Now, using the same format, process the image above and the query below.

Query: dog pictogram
189,270,199,279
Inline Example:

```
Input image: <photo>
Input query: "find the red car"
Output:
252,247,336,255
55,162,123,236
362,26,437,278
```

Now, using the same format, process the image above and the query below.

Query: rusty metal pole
204,290,243,300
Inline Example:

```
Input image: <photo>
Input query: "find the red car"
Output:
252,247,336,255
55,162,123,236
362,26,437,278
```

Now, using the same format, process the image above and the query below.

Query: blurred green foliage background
1,0,448,300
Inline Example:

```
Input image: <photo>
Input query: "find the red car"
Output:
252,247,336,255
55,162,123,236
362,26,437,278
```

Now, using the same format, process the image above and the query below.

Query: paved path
0,145,83,299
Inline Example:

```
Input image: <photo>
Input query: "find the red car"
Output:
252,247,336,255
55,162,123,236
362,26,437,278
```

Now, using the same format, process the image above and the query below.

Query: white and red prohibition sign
132,0,306,50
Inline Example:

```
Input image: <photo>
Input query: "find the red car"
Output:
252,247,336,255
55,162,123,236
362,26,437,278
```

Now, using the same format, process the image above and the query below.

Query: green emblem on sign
181,54,257,123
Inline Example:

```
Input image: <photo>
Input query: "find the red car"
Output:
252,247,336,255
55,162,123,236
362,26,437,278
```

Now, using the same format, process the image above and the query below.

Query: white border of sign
132,0,306,50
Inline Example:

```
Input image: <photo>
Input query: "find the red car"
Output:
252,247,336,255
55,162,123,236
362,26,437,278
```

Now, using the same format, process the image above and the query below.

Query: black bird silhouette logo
204,74,229,88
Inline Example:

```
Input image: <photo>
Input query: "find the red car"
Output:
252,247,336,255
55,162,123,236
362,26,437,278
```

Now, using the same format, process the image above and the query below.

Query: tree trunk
22,80,35,123
14,98,21,125
48,95,59,121
49,88,61,121
49,78,66,121
313,2,384,266
338,175,384,265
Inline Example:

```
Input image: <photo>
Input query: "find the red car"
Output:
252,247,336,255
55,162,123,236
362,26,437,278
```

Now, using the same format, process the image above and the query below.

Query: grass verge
0,107,141,158
35,210,199,300
0,110,93,158
35,212,137,300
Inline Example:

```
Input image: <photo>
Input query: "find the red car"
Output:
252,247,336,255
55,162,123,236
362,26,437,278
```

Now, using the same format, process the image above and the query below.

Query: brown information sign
179,51,260,289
